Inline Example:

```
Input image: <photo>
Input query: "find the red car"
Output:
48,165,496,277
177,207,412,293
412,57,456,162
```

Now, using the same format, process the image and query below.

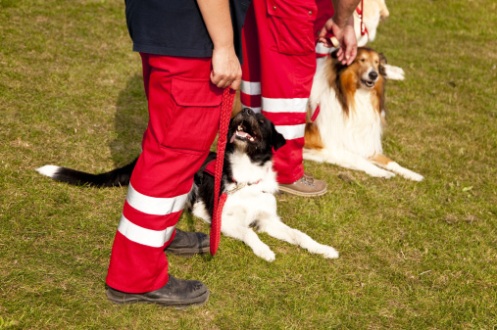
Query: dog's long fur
304,47,423,181
37,109,339,262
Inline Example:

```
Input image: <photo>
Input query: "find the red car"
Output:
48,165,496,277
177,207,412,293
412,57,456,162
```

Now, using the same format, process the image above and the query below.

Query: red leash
210,88,235,256
356,0,368,37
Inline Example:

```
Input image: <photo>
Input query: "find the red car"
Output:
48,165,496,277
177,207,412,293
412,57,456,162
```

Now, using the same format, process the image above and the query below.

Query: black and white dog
37,108,339,262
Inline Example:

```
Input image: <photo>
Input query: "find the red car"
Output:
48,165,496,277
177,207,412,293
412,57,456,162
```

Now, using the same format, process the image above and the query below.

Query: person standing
105,0,250,307
240,0,359,197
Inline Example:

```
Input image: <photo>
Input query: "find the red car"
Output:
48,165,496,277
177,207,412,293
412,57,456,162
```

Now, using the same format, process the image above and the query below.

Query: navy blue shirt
125,0,251,60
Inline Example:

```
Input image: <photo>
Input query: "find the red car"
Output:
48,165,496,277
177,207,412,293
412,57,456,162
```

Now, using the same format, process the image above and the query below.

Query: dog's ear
379,53,387,65
379,53,388,76
270,124,286,151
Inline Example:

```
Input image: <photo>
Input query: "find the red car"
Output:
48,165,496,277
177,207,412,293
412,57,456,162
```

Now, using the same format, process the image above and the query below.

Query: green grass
1,0,497,329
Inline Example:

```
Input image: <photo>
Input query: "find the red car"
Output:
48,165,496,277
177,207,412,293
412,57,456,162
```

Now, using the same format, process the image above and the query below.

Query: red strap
358,0,368,36
310,104,321,122
204,159,216,177
210,88,235,256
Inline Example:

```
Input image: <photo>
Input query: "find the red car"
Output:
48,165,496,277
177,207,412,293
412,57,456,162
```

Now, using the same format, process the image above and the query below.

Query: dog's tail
36,158,137,187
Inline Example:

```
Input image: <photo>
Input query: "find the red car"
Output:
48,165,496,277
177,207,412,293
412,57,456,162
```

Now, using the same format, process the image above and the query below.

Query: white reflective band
126,184,188,216
275,124,306,140
118,215,175,248
240,104,262,114
262,97,308,113
241,81,261,95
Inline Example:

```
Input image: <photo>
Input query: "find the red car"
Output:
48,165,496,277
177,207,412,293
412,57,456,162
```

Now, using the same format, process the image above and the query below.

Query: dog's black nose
369,71,378,80
242,108,254,115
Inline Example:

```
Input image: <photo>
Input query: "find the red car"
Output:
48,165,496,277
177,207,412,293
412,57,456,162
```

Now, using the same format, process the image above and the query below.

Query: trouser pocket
267,0,317,55
160,77,223,153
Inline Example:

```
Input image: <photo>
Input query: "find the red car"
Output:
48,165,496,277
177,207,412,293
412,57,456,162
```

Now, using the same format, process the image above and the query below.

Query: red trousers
241,0,318,184
106,54,223,293
241,0,337,184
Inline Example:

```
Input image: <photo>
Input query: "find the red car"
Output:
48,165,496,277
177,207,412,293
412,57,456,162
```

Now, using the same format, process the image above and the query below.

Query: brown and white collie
304,47,423,181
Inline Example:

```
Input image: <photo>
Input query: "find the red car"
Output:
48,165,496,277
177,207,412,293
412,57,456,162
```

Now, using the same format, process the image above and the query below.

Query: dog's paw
385,162,424,182
254,246,276,262
368,168,395,178
404,171,424,182
320,246,339,259
384,64,405,81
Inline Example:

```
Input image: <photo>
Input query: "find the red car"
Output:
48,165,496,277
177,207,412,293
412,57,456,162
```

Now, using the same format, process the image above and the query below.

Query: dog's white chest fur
191,150,278,224
227,151,279,195
223,151,279,224
312,78,383,158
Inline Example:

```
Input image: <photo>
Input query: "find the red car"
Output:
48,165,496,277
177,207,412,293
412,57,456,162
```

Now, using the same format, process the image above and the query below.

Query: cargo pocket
161,78,223,153
267,0,317,55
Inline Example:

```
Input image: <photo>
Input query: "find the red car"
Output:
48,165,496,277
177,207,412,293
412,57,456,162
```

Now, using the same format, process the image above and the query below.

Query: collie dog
304,47,423,181
37,109,339,262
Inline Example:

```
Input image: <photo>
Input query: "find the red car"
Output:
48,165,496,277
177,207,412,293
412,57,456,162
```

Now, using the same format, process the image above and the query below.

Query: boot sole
106,289,209,308
278,186,327,197
166,246,210,257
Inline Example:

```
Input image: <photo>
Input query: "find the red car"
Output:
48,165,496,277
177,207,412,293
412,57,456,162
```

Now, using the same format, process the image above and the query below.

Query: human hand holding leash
197,0,241,90
318,0,360,65
318,16,357,65
211,46,242,90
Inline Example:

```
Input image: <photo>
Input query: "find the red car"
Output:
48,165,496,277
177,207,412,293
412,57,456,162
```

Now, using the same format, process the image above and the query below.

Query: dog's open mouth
230,123,256,143
361,79,376,88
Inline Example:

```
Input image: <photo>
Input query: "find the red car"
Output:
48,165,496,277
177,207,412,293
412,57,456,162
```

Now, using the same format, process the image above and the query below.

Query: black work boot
166,229,210,256
106,275,209,307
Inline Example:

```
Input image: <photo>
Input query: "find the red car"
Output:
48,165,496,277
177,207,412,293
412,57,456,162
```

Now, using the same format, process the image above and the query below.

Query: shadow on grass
109,74,147,166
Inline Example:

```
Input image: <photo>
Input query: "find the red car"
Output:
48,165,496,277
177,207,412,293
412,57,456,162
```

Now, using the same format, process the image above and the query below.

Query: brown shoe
278,173,327,197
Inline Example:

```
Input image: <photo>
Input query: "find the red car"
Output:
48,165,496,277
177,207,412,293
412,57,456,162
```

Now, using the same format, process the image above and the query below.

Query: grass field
1,0,497,329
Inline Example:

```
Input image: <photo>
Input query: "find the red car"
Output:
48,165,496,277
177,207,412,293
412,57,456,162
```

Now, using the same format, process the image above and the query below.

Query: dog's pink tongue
231,131,250,143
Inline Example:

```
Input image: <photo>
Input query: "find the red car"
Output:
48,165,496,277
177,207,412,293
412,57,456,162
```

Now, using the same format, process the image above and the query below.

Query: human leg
106,54,223,305
241,0,327,196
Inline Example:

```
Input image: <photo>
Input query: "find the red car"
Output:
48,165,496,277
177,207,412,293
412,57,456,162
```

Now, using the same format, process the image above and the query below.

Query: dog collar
226,178,262,194
204,160,262,194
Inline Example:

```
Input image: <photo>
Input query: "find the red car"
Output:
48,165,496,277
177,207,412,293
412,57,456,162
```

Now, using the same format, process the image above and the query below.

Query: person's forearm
331,0,361,27
197,0,234,50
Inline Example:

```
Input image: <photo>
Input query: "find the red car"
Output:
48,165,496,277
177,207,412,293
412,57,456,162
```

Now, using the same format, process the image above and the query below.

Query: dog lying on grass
304,47,424,181
38,108,339,262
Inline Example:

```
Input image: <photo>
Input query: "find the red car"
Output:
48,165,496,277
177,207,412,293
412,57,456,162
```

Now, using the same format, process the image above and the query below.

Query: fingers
318,17,358,65
317,23,328,41
344,46,357,65
230,76,241,90
210,70,241,89
318,19,342,49
210,47,242,89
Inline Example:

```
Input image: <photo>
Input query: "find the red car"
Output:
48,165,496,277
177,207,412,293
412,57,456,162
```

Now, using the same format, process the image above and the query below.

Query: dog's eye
360,58,366,63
